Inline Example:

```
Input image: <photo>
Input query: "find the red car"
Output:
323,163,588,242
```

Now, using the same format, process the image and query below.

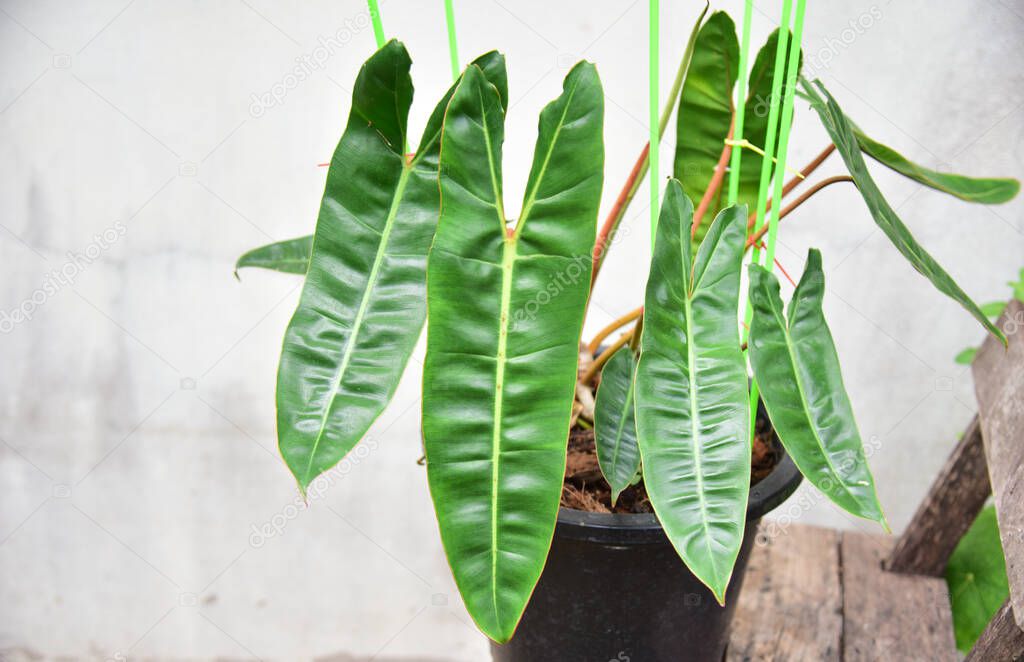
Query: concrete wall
1,0,1021,659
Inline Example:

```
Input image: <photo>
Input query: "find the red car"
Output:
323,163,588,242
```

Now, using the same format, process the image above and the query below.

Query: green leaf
954,347,978,365
801,78,1007,345
635,181,750,603
945,506,1009,652
734,29,802,216
422,61,604,643
748,249,886,526
234,235,312,277
854,127,1020,205
673,11,738,229
594,345,641,505
1011,268,1024,302
276,42,507,491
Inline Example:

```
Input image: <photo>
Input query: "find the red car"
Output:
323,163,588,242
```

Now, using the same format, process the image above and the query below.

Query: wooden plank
972,298,1024,491
727,524,842,661
997,468,1024,631
964,599,1024,662
972,298,1024,629
886,416,990,576
842,532,956,661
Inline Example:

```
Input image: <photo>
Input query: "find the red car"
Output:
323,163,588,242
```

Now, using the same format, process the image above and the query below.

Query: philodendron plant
236,11,1018,644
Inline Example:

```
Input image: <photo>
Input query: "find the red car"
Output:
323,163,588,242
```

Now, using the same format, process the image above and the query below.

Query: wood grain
727,524,842,661
972,299,1024,491
886,415,991,576
842,532,956,661
965,599,1024,662
972,298,1024,629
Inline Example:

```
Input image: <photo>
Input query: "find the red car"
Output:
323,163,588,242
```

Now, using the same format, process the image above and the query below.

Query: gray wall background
1,0,1021,659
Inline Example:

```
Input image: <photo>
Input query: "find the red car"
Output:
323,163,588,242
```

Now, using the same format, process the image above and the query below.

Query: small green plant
236,9,1018,643
946,506,1009,652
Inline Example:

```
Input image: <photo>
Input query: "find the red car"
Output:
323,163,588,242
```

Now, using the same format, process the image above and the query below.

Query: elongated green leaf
854,127,1019,205
748,249,885,525
422,62,603,643
802,78,1007,345
234,235,312,277
673,12,738,217
734,29,802,215
945,506,1009,652
635,180,750,603
594,345,640,505
276,42,507,491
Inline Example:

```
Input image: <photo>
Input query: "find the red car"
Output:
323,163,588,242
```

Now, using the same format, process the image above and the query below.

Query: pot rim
554,447,802,544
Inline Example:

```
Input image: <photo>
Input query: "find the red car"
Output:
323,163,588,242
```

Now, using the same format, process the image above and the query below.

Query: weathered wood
727,524,842,661
965,599,1024,662
973,298,1024,494
997,467,1024,632
972,298,1024,629
842,532,957,661
886,415,991,576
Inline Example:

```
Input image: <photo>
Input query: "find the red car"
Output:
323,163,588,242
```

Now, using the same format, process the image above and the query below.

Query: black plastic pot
490,438,802,662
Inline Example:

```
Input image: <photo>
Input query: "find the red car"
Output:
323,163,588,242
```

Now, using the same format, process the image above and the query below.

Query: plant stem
591,7,707,286
692,121,735,238
580,330,634,385
629,315,643,352
780,143,835,200
587,306,643,354
745,175,853,248
591,144,649,283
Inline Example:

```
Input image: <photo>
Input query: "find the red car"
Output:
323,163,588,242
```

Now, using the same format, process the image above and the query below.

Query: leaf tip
1000,177,1021,202
478,613,520,646
295,479,309,503
872,505,892,534
989,324,1009,348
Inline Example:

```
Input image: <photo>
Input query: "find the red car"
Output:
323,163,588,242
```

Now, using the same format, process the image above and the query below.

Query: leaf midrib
473,76,508,627
301,163,412,485
683,240,718,583
609,380,633,472
490,236,515,625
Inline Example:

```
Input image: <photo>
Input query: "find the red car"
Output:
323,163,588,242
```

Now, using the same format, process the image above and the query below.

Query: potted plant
235,7,1018,660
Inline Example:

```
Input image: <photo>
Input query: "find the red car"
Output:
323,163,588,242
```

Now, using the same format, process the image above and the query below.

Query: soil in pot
560,413,781,514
